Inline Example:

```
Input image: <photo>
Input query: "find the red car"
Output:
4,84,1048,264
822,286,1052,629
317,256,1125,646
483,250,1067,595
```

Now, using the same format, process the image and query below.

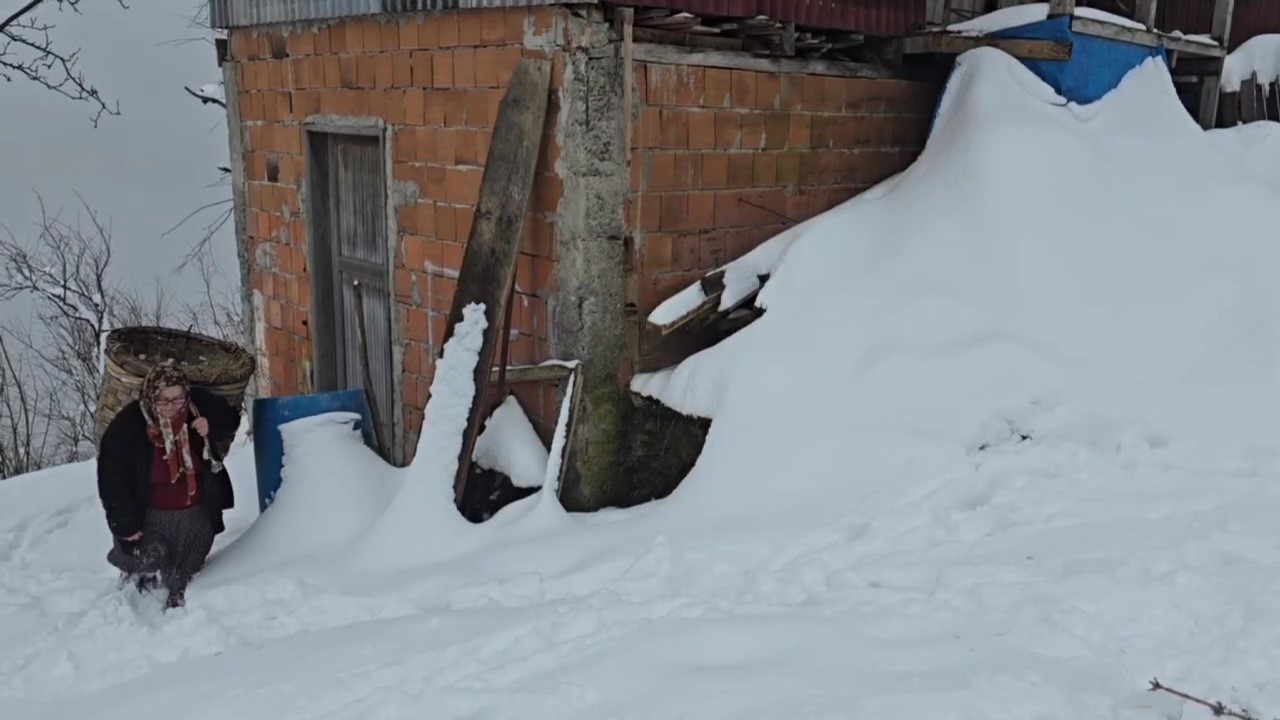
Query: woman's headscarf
140,360,202,495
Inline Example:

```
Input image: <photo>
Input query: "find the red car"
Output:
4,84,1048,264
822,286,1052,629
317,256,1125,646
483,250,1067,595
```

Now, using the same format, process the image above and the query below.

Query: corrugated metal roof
209,0,583,29
626,0,925,35
1160,0,1280,49
209,0,926,33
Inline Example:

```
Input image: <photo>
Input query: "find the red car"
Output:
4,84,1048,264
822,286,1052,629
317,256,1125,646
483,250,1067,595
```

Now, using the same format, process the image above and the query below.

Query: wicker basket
94,326,256,445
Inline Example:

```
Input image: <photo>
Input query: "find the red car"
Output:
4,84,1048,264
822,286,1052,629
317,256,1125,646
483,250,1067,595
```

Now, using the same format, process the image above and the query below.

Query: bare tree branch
1,0,129,126
183,83,225,108
1149,678,1272,720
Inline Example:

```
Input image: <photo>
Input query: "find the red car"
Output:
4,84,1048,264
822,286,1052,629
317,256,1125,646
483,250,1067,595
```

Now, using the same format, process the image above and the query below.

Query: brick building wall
228,6,569,459
626,60,939,369
225,3,939,479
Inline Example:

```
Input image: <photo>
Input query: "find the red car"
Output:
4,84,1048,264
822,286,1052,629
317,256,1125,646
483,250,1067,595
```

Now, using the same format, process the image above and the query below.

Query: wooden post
1198,0,1236,129
1048,0,1076,17
1135,0,1158,30
442,58,552,508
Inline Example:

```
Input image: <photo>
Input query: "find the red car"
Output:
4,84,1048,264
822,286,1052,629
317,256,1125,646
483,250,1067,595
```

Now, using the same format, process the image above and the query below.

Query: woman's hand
192,417,209,438
125,531,142,541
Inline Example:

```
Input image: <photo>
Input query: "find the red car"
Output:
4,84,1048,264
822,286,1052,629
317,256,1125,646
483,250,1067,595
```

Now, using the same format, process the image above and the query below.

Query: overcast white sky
0,0,238,317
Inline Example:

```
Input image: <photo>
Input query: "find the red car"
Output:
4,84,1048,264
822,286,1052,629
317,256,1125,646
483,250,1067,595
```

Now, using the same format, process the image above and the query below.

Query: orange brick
715,111,740,149
688,192,715,231
417,14,440,49
455,128,482,165
503,8,528,42
339,22,363,53
659,194,687,232
465,88,494,126
434,127,457,164
727,154,753,188
533,173,561,214
374,54,394,88
404,89,426,124
286,30,315,56
688,110,716,150
398,19,419,49
313,27,331,55
731,70,756,107
339,56,358,88
700,233,726,268
764,113,790,150
481,9,506,44
646,64,677,105
435,205,457,240
453,48,477,88
407,307,430,342
660,108,688,149
648,152,675,190
433,51,454,88
755,73,781,110
636,107,661,148
788,114,811,148
458,10,483,46
360,19,383,53
444,167,482,204
438,12,460,47
776,151,802,186
381,20,400,51
638,195,661,232
385,89,406,124
671,67,705,106
356,56,375,88
780,74,803,110
802,75,826,111
532,257,555,293
440,238,466,270
442,90,467,126
475,47,501,87
410,51,432,88
753,154,777,186
704,68,732,108
642,234,674,272
702,153,729,189
323,56,342,88
741,114,767,150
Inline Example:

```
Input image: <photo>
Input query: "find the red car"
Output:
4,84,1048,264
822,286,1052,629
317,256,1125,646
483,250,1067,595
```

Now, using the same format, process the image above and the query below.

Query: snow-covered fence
1219,72,1280,125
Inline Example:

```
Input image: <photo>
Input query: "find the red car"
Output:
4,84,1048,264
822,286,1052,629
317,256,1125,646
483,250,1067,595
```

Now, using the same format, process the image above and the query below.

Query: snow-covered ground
6,48,1280,719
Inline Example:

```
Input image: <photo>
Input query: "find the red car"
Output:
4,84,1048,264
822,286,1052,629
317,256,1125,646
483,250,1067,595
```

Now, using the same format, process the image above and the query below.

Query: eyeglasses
154,394,188,407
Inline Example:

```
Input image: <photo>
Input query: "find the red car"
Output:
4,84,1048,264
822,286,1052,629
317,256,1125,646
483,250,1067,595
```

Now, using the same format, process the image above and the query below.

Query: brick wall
228,7,568,460
627,61,939,368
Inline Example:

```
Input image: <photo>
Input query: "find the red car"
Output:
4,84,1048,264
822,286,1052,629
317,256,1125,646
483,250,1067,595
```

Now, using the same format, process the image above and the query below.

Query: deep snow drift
6,48,1280,719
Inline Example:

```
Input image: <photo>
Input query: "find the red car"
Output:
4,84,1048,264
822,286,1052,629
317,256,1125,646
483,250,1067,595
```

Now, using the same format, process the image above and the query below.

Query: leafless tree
0,334,58,477
0,195,242,475
1,0,129,126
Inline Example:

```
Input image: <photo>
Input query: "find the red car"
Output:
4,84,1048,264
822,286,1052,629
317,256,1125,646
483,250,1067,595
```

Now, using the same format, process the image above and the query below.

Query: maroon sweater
149,442,203,510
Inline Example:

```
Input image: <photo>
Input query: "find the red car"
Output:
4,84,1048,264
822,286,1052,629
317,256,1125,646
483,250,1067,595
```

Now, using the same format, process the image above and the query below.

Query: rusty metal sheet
626,0,926,35
1160,0,1280,49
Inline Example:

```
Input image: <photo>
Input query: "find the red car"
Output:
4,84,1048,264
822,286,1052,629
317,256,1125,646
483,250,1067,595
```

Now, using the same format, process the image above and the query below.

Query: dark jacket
97,386,240,538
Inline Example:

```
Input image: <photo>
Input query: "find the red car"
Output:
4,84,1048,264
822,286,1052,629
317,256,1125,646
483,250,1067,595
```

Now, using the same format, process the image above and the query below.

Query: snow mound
1222,34,1280,92
473,395,549,488
637,48,1280,528
1206,120,1280,189
200,412,401,581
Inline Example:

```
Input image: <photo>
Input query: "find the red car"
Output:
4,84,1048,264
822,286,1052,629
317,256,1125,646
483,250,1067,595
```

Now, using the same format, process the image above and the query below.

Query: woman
97,359,240,609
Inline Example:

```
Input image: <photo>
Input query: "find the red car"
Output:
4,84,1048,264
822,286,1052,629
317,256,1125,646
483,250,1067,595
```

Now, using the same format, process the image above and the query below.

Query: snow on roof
946,2,1146,35
1221,34,1280,92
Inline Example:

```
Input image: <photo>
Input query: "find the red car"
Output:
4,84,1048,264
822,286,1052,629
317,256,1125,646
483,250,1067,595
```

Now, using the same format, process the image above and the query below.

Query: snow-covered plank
441,57,552,507
485,361,577,385
901,34,1072,60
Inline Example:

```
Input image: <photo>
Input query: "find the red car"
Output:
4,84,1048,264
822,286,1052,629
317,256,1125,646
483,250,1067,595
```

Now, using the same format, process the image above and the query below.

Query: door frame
302,119,405,465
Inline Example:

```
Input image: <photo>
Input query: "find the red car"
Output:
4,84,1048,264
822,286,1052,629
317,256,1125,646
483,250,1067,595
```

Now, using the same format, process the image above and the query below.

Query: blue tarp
988,15,1167,105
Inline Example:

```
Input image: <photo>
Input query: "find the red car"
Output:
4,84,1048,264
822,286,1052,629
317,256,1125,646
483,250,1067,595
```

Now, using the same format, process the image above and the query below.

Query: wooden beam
630,26,746,52
901,34,1072,60
442,58,551,509
551,363,585,501
1070,17,1226,57
1210,0,1236,45
487,363,576,385
1135,0,1158,30
629,42,892,79
1199,73,1224,128
1048,0,1076,17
